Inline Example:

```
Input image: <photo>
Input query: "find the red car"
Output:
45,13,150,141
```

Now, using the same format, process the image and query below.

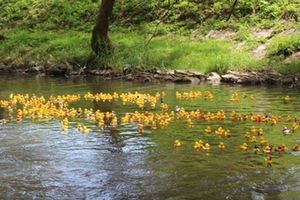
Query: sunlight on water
1,74,300,199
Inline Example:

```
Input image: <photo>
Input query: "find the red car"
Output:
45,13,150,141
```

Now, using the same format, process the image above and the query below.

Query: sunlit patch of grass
110,34,262,74
1,29,298,75
0,29,91,66
266,33,300,58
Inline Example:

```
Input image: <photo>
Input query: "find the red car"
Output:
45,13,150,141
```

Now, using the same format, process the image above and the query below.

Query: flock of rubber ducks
174,121,300,165
171,93,298,166
0,91,299,166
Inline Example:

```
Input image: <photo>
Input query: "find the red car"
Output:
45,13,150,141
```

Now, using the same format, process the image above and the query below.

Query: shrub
267,33,300,58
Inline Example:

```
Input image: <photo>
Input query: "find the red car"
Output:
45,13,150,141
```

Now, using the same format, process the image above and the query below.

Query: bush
267,33,300,58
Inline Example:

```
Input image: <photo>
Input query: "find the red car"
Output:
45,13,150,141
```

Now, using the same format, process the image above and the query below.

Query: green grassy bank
0,0,300,75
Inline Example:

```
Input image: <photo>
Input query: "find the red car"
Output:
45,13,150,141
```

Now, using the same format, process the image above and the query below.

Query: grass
1,0,300,75
0,27,298,75
267,32,300,58
109,33,266,74
0,29,91,66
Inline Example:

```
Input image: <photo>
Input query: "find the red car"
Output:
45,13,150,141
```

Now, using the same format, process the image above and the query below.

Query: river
1,74,300,199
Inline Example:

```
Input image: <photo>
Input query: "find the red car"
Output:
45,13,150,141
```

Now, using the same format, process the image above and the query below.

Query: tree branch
226,0,238,21
145,0,179,46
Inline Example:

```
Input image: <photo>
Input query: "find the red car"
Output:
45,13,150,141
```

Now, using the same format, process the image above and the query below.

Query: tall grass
0,29,91,66
109,33,263,74
1,0,299,75
0,28,296,75
266,32,300,58
271,61,300,75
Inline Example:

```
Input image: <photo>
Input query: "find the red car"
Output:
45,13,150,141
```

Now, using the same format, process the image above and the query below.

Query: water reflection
1,74,300,199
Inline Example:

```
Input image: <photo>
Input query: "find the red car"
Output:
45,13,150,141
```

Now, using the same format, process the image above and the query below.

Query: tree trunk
91,0,115,57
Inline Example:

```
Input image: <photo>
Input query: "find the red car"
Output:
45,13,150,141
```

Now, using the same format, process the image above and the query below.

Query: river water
1,74,300,199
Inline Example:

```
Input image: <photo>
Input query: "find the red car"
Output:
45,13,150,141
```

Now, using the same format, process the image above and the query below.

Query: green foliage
259,2,282,19
273,22,288,33
203,19,228,30
257,19,276,29
283,3,300,21
108,33,261,74
0,0,98,31
271,60,300,75
1,0,300,32
236,25,253,41
0,0,300,75
266,33,300,58
0,30,91,65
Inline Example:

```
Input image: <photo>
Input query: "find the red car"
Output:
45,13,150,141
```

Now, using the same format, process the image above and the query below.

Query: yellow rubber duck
271,118,277,126
285,95,291,101
205,126,212,134
263,146,271,154
215,127,224,134
188,122,194,129
251,136,257,143
257,128,263,136
223,129,230,135
219,142,225,149
265,155,272,164
151,123,158,131
194,142,200,150
83,126,89,134
225,130,231,138
77,124,83,132
251,126,257,134
215,127,224,138
139,123,145,133
260,137,267,146
174,140,181,147
292,122,299,132
204,143,210,150
244,132,250,140
198,140,205,149
281,144,287,151
253,145,260,153
240,143,248,150
98,120,105,128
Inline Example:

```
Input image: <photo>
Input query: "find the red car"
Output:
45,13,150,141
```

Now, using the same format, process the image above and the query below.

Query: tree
91,0,115,57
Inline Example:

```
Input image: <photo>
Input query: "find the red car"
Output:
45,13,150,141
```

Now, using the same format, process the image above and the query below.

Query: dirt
203,27,300,61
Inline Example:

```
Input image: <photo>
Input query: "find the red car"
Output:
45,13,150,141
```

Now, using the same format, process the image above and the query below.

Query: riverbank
1,0,300,85
1,27,300,77
1,28,299,87
0,60,298,87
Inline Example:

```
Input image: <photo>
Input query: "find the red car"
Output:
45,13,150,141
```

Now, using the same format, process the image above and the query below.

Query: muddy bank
0,61,299,87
